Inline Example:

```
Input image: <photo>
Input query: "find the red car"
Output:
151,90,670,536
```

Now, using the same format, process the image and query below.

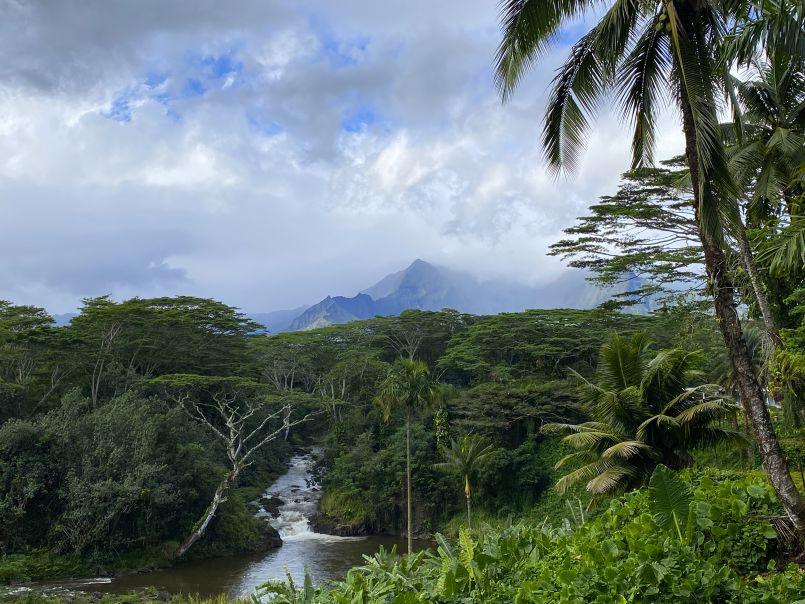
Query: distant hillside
249,306,310,333
277,259,645,332
45,261,645,333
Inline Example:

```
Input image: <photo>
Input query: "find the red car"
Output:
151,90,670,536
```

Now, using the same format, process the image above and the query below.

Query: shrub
257,470,805,603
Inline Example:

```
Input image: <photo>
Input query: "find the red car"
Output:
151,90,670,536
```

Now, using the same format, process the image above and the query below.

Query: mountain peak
267,259,647,332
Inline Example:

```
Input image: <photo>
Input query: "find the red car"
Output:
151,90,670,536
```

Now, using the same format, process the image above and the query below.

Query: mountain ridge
271,259,641,332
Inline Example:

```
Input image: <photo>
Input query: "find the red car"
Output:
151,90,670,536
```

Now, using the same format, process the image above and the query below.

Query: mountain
286,294,376,331
249,306,310,333
279,259,642,332
44,261,644,334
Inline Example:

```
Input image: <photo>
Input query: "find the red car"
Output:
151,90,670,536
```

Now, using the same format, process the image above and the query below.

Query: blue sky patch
144,71,168,87
102,94,133,123
182,78,206,97
308,15,369,69
202,53,243,80
248,115,284,136
341,108,375,133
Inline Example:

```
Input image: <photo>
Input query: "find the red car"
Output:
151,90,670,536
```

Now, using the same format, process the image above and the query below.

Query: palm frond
541,421,615,436
597,334,646,391
636,413,681,442
586,464,637,494
659,384,723,415
555,459,615,494
562,430,622,451
688,426,749,450
617,19,672,168
757,217,805,277
601,440,656,460
641,349,705,410
674,399,738,426
555,450,599,469
542,29,604,173
495,0,595,100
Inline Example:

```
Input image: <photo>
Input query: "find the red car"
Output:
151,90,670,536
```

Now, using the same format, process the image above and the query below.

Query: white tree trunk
176,469,235,558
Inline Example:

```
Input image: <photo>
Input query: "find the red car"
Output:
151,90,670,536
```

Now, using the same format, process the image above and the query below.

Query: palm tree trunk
677,50,805,535
466,494,472,530
406,408,413,555
735,221,781,345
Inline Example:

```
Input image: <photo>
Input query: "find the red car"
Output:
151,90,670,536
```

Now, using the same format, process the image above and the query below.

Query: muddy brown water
16,451,430,599
21,534,424,598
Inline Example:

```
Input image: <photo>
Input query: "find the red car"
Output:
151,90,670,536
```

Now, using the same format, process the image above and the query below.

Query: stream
20,450,420,599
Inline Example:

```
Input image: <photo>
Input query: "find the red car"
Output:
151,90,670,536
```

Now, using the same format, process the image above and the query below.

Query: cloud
0,1,685,313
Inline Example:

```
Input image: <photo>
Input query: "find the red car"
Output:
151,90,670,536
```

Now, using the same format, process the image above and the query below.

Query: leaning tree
496,0,805,532
150,374,318,557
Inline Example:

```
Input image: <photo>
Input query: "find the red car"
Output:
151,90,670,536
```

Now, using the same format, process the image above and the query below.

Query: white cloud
0,0,685,314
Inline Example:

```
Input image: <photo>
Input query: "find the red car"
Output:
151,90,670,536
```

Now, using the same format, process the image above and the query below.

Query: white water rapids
255,448,350,542
18,448,414,598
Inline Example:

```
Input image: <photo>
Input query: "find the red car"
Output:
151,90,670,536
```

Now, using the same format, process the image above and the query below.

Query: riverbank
2,451,421,600
2,589,250,604
0,485,282,587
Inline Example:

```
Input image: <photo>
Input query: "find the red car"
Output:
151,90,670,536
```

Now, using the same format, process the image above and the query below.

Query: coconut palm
496,0,805,531
542,333,746,494
725,53,805,340
729,56,805,221
435,435,495,529
374,358,437,554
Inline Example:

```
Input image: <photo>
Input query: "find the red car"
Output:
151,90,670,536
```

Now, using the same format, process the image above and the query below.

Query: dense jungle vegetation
2,0,805,601
0,297,670,568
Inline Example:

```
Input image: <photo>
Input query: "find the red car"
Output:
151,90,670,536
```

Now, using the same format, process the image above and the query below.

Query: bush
257,470,805,603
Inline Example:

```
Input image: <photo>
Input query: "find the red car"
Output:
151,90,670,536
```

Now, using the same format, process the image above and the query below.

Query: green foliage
0,388,286,560
257,471,802,603
437,309,658,385
1,592,253,604
0,551,88,584
318,489,370,527
549,160,704,307
544,333,745,494
648,464,692,541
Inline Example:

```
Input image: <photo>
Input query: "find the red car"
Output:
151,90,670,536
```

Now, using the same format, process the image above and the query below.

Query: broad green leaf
648,464,692,540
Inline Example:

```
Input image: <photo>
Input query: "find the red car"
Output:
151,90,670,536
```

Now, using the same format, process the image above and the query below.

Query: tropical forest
1,0,805,603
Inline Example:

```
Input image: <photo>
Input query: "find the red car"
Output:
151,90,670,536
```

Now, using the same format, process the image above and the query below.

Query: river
21,450,421,599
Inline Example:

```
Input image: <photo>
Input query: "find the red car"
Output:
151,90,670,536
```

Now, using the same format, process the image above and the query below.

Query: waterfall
256,449,325,541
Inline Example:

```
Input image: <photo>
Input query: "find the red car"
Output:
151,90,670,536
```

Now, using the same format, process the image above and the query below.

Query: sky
0,0,685,314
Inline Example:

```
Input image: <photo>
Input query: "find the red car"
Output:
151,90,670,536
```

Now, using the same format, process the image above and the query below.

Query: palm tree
435,435,495,529
374,358,436,553
730,56,804,221
496,0,805,532
726,52,805,343
543,333,746,494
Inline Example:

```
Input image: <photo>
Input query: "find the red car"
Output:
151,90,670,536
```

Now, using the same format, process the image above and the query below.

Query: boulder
312,515,368,537
259,495,284,517
257,521,283,550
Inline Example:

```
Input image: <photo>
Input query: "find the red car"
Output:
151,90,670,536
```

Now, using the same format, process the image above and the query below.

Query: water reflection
67,534,421,597
26,451,429,598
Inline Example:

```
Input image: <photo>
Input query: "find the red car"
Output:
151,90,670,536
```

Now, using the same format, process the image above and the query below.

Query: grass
2,592,252,604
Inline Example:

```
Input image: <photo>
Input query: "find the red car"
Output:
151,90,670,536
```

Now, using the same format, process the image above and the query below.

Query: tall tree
374,359,436,553
727,51,804,343
496,0,805,532
435,435,494,529
549,159,705,307
150,374,316,557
